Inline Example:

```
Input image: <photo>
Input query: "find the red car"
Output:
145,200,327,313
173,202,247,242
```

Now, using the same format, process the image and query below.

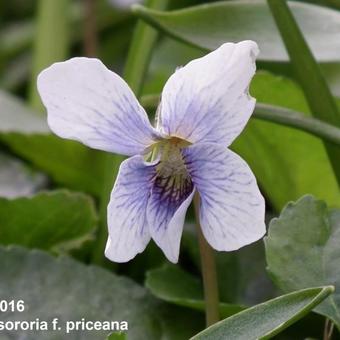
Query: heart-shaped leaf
0,190,97,251
265,195,340,329
0,246,159,339
191,286,334,340
146,264,244,318
133,0,340,62
0,246,202,340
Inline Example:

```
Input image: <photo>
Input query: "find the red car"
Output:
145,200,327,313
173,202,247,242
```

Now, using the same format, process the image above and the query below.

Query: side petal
147,169,195,263
158,41,259,146
38,57,161,156
105,155,155,262
183,143,266,251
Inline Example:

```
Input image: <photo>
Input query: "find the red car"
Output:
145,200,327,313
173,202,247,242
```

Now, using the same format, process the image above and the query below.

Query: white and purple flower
37,41,265,263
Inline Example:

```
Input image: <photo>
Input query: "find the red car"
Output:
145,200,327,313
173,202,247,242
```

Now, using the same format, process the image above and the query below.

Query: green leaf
107,332,126,340
267,0,340,187
0,190,97,251
0,246,160,340
133,0,340,62
29,0,71,109
146,264,244,318
265,195,340,329
2,134,106,196
0,152,46,198
0,246,202,340
0,91,105,196
237,72,340,210
191,286,334,340
155,305,204,340
267,0,340,126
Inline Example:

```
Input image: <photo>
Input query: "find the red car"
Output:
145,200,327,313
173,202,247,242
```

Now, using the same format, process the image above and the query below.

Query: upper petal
157,41,259,146
182,143,265,251
105,155,155,262
38,57,161,156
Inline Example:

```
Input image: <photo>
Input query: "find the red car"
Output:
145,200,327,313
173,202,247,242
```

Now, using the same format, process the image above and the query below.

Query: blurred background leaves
2,0,340,339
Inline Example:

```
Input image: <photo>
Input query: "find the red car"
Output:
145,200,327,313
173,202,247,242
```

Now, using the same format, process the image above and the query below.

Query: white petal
158,41,259,146
183,143,266,251
147,168,195,263
38,57,160,156
148,190,194,263
105,156,155,262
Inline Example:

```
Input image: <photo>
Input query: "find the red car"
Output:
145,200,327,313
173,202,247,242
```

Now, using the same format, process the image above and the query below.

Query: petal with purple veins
147,154,195,263
38,57,161,156
157,41,259,146
183,143,266,251
105,155,156,263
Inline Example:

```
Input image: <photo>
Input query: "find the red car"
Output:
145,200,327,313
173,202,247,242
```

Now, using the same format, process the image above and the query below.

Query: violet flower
38,41,265,263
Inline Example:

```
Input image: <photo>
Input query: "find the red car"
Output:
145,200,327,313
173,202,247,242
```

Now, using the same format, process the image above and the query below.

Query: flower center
151,137,193,205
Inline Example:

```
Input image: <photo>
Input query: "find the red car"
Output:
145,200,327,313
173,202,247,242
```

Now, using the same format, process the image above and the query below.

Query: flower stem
323,318,334,340
84,0,98,57
91,0,168,265
194,192,220,326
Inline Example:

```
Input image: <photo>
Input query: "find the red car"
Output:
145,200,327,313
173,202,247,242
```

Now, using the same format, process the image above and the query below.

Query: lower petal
183,143,266,251
147,166,194,263
105,156,155,262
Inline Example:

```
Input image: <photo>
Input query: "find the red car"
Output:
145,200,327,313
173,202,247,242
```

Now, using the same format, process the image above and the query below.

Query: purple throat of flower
147,136,194,212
